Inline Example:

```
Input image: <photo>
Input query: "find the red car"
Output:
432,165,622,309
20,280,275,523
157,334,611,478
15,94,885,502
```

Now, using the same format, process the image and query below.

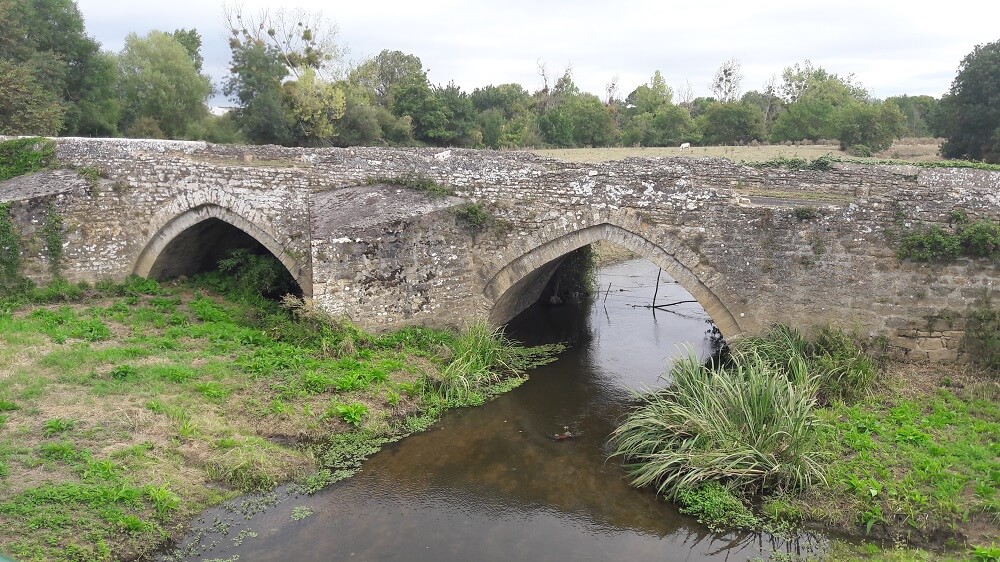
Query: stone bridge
2,138,998,362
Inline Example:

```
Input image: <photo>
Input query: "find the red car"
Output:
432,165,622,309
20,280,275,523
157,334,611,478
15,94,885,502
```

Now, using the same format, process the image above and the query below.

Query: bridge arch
133,203,311,295
483,222,743,341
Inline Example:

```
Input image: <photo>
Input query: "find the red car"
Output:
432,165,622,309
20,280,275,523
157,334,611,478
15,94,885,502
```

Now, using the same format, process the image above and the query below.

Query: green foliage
972,543,1000,562
330,402,368,427
676,482,760,531
144,484,179,519
939,39,1000,163
42,204,64,276
42,418,75,437
366,173,454,196
613,324,880,505
0,137,56,182
0,203,26,293
0,60,65,135
963,296,1000,375
117,31,213,139
454,203,494,231
430,321,560,406
697,101,765,145
611,349,826,499
290,506,313,521
897,216,1000,262
0,0,119,136
814,385,1000,537
835,100,907,152
793,207,819,221
748,154,835,171
215,248,298,299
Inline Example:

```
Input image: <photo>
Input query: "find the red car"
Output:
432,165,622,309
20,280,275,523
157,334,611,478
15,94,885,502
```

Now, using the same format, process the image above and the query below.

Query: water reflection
164,259,809,561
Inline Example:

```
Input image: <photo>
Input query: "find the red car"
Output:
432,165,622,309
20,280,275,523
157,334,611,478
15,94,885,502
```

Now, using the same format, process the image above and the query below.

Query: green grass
797,377,1000,539
0,274,559,560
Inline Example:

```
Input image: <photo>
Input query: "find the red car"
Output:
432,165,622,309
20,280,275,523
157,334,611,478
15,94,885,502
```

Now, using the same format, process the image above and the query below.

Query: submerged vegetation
611,325,999,555
0,252,562,561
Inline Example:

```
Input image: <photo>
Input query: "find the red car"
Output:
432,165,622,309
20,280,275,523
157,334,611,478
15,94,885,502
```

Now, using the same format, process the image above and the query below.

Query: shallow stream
164,259,817,561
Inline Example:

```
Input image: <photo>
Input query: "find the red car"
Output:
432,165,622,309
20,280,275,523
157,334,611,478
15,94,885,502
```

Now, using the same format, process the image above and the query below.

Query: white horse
679,142,691,151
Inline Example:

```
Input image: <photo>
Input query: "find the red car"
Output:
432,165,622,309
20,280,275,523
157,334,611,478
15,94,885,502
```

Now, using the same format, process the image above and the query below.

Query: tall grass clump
430,321,562,405
611,352,826,499
737,324,876,404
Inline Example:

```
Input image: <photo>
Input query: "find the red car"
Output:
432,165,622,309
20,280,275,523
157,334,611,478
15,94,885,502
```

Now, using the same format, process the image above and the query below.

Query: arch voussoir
483,219,745,341
133,203,311,296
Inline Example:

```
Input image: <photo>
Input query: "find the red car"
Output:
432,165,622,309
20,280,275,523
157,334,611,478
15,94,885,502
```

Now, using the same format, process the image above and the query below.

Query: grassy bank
611,326,999,561
0,277,560,561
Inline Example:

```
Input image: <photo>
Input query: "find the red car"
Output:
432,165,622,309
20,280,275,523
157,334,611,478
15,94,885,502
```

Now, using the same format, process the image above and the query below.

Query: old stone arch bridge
2,138,998,362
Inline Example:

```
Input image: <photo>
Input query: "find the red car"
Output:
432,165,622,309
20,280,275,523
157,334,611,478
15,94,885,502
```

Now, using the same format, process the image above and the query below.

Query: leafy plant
676,481,760,530
897,215,1000,262
972,543,1000,562
454,202,492,230
145,484,179,519
963,295,1000,375
365,173,454,197
42,203,64,276
330,402,368,426
290,506,313,521
42,418,75,436
0,137,56,182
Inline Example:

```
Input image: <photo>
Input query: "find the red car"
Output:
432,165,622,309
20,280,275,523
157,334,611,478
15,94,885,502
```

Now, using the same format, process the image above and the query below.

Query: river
162,258,814,561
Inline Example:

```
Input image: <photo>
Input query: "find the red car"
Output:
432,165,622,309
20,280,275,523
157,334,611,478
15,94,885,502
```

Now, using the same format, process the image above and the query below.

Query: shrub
454,203,492,230
963,296,1000,375
676,481,760,530
897,216,1000,262
610,352,826,499
0,137,56,182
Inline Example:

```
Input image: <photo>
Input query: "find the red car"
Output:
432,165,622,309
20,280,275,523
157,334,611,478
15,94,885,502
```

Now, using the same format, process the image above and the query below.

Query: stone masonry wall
1,138,998,362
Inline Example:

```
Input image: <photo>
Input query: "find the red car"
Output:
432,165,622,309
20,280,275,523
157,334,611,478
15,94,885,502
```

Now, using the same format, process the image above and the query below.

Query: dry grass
533,138,944,164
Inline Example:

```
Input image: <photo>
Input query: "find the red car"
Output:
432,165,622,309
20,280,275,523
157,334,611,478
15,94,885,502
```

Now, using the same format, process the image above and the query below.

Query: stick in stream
603,282,612,303
652,269,661,307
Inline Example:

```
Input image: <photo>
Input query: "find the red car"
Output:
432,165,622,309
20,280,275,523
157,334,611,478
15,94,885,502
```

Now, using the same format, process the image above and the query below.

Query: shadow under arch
133,204,311,296
484,223,742,340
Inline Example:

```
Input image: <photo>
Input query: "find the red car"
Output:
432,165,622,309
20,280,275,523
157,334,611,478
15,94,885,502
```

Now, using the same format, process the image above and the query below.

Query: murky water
165,259,814,561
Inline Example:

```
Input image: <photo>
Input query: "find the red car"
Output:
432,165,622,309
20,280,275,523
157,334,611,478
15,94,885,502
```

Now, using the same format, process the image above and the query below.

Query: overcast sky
76,0,1000,108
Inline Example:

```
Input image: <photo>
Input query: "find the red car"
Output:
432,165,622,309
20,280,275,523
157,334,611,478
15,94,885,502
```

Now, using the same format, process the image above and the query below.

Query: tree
710,58,743,102
224,4,343,80
939,39,1000,162
224,4,351,146
0,60,65,135
771,65,869,143
171,28,204,72
282,68,345,145
886,94,939,137
117,31,212,139
349,50,425,108
699,101,765,145
224,41,292,144
834,101,906,153
625,70,673,114
1,0,119,135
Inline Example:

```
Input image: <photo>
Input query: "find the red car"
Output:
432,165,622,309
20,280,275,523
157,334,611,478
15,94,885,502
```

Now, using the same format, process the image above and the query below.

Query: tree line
1,0,998,163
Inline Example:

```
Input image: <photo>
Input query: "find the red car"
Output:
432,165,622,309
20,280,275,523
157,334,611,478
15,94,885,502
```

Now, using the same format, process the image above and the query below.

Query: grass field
533,138,944,164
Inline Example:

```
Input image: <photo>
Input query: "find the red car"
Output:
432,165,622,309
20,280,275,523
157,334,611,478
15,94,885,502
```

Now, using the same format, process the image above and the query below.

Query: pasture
534,137,944,164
